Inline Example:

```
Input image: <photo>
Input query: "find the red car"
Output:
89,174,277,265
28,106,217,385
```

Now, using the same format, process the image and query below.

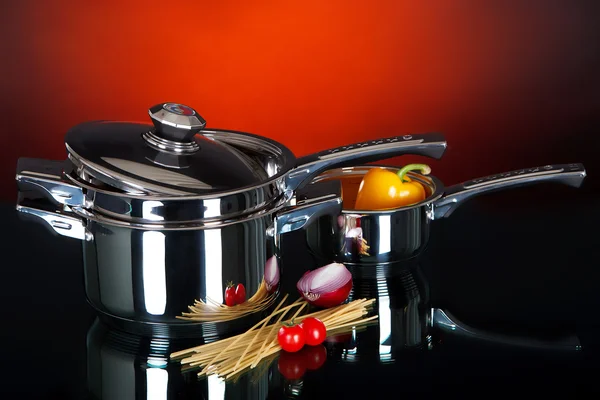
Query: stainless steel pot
304,163,586,265
15,102,447,338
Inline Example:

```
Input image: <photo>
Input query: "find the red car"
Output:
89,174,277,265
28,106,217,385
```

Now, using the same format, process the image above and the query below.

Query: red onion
264,255,280,293
296,262,353,308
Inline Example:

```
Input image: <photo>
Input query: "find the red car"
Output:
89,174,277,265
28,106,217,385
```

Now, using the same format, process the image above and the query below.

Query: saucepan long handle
286,132,447,192
433,163,586,219
432,308,582,351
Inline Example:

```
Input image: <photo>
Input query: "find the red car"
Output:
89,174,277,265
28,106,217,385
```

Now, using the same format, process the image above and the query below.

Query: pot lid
65,102,295,196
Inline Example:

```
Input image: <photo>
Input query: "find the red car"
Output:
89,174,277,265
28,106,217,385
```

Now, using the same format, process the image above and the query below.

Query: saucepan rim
309,165,446,215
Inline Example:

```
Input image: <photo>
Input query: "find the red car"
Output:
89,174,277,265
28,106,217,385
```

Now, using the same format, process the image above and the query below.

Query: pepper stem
397,163,431,182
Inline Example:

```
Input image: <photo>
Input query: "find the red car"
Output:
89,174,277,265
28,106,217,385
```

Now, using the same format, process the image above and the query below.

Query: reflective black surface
2,181,599,397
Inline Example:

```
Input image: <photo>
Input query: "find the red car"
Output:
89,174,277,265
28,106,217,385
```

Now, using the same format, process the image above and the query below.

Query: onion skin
296,262,353,308
299,278,353,308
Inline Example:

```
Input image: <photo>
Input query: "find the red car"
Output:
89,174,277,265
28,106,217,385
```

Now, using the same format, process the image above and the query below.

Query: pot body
303,167,441,265
81,214,279,339
306,203,433,265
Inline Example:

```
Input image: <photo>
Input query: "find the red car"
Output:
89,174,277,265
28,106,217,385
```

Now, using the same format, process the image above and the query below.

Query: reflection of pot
327,266,581,365
15,101,447,338
86,318,272,400
305,163,586,265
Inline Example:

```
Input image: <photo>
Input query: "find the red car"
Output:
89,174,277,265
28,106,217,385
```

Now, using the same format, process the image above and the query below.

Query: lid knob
148,103,206,142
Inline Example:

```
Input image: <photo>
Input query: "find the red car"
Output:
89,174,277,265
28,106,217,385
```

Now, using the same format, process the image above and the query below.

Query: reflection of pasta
177,280,276,323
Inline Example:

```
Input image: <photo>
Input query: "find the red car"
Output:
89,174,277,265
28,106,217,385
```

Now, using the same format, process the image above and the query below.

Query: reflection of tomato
302,345,327,370
278,351,306,380
277,323,305,353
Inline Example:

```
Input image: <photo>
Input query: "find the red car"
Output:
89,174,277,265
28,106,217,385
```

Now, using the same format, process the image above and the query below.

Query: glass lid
64,103,295,196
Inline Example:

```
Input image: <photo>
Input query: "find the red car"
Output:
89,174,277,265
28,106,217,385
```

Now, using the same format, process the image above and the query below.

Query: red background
1,0,598,200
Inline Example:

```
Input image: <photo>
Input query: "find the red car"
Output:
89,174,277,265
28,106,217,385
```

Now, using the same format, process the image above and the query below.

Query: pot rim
68,191,292,230
309,165,446,214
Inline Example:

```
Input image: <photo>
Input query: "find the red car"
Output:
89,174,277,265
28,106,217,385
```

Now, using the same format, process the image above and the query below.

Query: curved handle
285,132,447,192
272,180,343,247
433,163,586,219
16,195,91,241
16,158,87,208
432,308,582,351
274,194,342,236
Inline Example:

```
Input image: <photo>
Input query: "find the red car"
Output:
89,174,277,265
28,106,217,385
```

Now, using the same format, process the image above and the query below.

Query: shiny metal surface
432,163,586,219
65,122,286,197
16,202,93,241
81,213,278,338
16,158,91,207
62,102,447,199
14,103,453,336
141,130,201,154
306,163,587,264
148,102,206,144
17,131,447,224
15,175,342,338
285,132,447,193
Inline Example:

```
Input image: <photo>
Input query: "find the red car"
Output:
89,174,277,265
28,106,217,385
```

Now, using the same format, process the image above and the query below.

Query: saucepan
15,102,447,338
304,162,586,265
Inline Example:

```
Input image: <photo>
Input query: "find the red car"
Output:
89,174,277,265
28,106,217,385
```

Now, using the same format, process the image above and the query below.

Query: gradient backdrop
1,0,599,201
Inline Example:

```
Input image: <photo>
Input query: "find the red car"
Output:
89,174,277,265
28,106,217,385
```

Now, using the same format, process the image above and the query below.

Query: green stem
397,163,431,182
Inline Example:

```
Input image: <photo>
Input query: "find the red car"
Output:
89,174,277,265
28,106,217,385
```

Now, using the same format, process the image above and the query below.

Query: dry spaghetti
171,296,377,380
177,279,277,323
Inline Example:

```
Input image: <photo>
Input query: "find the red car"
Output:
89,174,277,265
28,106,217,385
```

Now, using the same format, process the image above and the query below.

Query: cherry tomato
234,283,246,304
278,350,306,380
224,282,236,307
277,323,305,353
300,317,326,346
301,344,327,370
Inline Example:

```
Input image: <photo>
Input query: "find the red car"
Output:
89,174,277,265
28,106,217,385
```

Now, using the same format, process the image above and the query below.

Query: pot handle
433,163,586,219
272,180,343,245
16,194,92,241
286,132,447,192
432,308,582,351
16,158,87,207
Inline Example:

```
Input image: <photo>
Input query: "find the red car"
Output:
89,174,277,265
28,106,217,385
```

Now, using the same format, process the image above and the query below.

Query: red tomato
301,344,327,370
300,317,326,346
234,283,246,304
277,323,305,353
224,283,236,307
277,350,306,380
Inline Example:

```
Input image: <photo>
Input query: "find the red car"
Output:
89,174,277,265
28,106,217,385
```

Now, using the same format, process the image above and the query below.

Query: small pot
304,163,586,265
15,102,447,338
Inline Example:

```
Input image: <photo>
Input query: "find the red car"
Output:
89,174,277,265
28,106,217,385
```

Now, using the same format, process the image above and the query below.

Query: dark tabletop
1,180,599,399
